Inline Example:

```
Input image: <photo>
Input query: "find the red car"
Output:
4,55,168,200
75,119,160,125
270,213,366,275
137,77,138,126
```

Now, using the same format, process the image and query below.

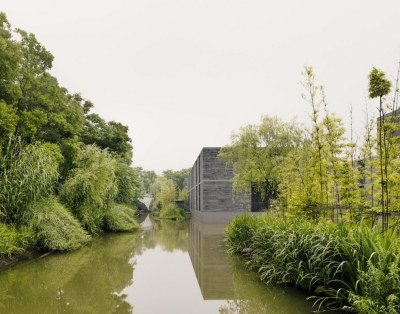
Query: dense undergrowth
0,140,141,258
225,213,400,313
150,177,188,219
158,203,186,219
0,223,33,257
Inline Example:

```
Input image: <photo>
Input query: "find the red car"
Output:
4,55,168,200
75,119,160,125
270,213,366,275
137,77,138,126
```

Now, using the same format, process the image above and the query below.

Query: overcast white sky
3,1,400,174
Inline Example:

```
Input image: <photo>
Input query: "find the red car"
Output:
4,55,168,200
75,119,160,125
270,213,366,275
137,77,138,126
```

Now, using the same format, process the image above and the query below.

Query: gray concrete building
380,108,400,137
188,147,268,222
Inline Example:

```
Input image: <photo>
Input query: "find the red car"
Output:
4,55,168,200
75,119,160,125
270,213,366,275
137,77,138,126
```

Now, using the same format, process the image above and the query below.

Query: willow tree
60,145,118,234
218,115,304,202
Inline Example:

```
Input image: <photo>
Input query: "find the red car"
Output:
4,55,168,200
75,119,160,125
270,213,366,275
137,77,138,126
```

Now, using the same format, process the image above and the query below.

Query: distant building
187,147,268,222
379,107,400,136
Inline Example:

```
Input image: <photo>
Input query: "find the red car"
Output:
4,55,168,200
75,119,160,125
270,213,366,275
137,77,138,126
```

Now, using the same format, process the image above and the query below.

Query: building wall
188,147,250,212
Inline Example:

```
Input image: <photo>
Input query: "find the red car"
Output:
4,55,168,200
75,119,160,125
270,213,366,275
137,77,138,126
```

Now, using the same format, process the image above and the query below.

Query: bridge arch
139,194,153,212
138,201,149,212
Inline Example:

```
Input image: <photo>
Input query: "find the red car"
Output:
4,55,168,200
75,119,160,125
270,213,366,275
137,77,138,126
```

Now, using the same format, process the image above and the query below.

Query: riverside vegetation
147,168,189,219
222,65,400,313
0,12,142,260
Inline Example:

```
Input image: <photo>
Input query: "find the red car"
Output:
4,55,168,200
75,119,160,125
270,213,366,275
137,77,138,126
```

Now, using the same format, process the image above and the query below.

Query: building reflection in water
187,216,331,314
188,218,234,300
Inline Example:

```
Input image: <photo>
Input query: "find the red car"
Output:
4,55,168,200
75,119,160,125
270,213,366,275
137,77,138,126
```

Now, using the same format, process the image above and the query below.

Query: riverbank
0,211,144,272
0,249,40,270
0,217,321,313
224,213,400,313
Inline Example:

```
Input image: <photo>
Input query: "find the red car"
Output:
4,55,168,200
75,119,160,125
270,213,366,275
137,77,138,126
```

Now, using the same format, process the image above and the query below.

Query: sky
3,1,400,174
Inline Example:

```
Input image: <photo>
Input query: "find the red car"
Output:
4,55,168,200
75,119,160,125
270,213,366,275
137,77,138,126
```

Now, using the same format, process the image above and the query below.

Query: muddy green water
0,216,323,313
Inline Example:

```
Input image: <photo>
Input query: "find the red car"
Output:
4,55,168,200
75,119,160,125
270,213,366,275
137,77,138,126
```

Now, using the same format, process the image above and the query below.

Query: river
0,216,324,313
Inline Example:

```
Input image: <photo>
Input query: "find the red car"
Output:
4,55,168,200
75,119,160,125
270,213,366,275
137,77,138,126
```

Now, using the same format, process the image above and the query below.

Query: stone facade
187,147,250,213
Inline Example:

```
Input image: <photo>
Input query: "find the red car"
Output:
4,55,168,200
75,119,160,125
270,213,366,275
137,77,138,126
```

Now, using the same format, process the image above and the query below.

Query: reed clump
24,197,90,250
224,213,400,313
104,204,140,231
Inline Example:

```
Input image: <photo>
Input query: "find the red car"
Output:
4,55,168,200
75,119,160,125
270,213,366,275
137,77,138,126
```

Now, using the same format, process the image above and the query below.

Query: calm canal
0,216,323,313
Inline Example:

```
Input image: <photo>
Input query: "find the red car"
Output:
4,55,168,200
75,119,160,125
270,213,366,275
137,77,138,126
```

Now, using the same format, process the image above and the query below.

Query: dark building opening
251,185,269,212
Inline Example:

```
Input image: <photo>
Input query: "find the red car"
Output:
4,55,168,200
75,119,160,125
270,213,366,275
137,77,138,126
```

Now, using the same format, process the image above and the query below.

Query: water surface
0,216,322,313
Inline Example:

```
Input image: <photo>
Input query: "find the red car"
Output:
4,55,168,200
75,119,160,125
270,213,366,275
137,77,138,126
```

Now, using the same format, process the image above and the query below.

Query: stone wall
188,147,249,212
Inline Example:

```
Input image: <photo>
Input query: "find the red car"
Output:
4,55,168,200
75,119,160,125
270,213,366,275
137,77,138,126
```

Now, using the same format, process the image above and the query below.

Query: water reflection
0,232,141,313
188,218,316,314
0,216,330,314
0,216,189,313
189,220,234,300
143,218,188,253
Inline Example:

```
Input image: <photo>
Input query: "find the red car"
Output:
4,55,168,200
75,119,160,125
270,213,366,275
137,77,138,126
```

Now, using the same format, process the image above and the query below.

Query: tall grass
0,138,59,222
24,197,90,250
104,204,140,231
224,214,400,313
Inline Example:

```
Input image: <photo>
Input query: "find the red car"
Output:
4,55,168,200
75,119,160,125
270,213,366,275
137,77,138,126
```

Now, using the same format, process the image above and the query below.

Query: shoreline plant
224,213,400,313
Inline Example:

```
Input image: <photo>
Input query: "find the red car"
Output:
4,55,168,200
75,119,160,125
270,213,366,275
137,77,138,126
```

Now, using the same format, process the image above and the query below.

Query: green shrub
159,203,185,219
343,227,400,313
24,197,90,251
104,204,140,231
224,212,258,254
0,223,34,257
114,161,142,205
150,199,161,212
225,214,400,312
346,258,400,314
60,145,117,234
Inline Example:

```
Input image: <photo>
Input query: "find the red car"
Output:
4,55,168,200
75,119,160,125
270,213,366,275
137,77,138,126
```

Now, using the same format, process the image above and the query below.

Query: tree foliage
148,169,189,219
134,167,158,193
220,65,400,223
158,179,177,209
115,161,143,205
219,115,304,200
368,67,398,231
59,145,117,234
0,12,142,251
80,113,133,163
162,168,190,191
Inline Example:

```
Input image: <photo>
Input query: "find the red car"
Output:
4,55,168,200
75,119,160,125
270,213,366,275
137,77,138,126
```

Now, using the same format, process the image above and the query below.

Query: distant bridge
139,193,153,212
